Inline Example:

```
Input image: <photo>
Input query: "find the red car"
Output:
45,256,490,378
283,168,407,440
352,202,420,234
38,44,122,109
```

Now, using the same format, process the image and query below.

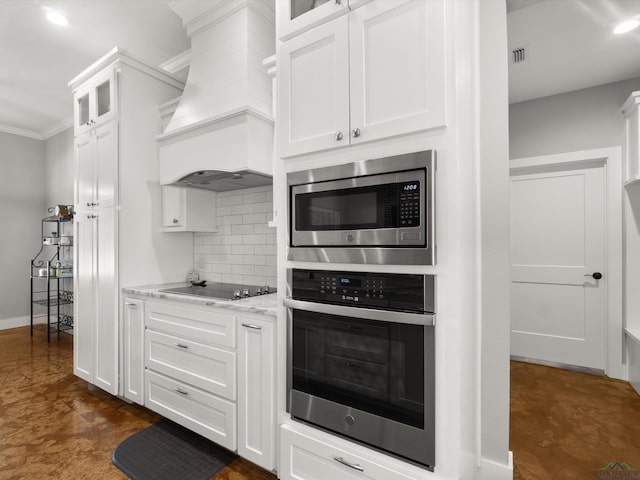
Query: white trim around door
510,146,624,381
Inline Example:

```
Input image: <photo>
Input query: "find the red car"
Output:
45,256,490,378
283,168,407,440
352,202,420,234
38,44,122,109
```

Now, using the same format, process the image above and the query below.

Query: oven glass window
292,309,425,428
295,184,397,231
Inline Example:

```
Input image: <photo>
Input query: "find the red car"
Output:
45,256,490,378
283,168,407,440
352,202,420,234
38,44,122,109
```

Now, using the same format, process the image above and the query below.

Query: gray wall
44,128,74,207
510,77,640,159
0,133,46,325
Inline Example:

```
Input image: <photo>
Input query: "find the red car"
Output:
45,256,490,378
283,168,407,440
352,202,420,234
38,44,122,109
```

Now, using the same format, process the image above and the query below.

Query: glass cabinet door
278,0,348,40
73,70,115,135
77,93,90,128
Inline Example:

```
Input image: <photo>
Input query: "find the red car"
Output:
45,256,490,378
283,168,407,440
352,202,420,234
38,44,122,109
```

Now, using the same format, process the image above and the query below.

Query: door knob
584,272,603,280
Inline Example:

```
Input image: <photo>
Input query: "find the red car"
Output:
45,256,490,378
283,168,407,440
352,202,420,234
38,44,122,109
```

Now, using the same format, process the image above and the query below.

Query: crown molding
41,117,74,139
0,116,74,141
0,124,44,140
159,49,191,74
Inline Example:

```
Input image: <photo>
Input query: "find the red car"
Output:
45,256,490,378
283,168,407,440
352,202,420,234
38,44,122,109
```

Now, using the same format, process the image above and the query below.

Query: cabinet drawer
146,330,236,400
280,425,424,480
145,370,236,451
145,301,236,348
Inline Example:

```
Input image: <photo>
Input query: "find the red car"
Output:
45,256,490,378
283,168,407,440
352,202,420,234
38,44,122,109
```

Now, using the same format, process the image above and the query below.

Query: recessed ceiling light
46,10,68,26
614,17,640,35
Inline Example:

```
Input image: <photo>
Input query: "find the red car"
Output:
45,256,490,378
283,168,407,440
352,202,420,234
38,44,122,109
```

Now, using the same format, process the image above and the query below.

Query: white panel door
349,0,445,145
279,15,350,158
94,122,117,209
73,212,94,383
94,208,118,394
74,133,93,210
123,297,144,405
238,317,275,471
510,165,606,369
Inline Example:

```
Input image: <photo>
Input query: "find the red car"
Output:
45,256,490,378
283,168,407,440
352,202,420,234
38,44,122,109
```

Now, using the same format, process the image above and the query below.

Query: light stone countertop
122,282,277,317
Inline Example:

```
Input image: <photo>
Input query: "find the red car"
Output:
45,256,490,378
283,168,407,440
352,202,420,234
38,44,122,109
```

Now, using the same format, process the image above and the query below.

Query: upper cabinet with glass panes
72,68,116,136
277,0,371,40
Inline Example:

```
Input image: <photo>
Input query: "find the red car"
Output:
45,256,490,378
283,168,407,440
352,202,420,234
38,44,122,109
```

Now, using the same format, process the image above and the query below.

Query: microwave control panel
399,181,421,227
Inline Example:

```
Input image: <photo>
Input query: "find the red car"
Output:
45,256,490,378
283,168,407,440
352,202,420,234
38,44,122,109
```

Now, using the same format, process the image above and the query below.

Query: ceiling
508,0,640,103
2,0,640,138
0,0,189,139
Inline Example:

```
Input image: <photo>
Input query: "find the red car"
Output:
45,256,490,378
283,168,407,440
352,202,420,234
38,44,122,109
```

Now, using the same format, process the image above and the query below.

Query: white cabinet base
145,370,237,451
280,423,431,480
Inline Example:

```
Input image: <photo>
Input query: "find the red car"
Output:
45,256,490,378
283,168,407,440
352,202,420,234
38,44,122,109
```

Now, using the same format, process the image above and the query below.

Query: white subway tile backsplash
243,191,266,204
231,224,254,235
232,244,254,255
254,202,273,213
254,244,277,256
243,234,267,245
231,203,254,215
218,194,244,207
242,213,267,224
243,255,266,265
196,185,277,286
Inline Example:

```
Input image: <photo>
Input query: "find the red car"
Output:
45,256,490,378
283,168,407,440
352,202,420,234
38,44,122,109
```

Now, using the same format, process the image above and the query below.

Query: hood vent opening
511,45,529,64
177,170,272,192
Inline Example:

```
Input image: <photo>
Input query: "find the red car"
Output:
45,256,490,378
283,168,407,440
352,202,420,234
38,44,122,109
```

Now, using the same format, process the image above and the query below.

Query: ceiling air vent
510,45,529,64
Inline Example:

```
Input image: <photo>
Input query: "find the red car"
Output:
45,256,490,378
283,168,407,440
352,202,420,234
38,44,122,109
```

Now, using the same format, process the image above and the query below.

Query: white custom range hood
158,0,275,191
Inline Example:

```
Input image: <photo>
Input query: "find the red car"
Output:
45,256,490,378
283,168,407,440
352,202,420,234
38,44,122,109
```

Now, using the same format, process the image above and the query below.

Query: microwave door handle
283,298,434,326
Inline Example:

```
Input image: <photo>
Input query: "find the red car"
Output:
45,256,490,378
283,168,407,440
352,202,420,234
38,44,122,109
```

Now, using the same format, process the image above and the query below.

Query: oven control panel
291,269,435,313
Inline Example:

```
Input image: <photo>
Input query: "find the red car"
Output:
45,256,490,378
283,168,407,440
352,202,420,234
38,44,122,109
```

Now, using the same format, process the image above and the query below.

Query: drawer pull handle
333,456,364,472
242,323,262,330
174,388,189,396
124,302,137,307
174,343,189,349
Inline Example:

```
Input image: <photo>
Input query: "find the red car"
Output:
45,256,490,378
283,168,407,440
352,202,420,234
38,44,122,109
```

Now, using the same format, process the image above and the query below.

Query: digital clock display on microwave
403,182,419,191
340,277,362,288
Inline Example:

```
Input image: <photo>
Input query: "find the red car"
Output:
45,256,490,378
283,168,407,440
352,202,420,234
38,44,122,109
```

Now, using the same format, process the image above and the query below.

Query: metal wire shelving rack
30,211,74,341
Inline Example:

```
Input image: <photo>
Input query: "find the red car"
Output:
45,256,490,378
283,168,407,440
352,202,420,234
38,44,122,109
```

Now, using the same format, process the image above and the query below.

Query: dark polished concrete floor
0,326,275,480
5,327,640,479
511,360,640,480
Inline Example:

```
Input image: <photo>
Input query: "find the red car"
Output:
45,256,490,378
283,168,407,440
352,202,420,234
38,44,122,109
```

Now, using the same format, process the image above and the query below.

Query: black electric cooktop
160,282,276,300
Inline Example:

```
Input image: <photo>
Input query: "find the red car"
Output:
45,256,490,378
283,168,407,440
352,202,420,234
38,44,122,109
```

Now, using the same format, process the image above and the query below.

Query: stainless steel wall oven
285,268,436,470
287,150,435,265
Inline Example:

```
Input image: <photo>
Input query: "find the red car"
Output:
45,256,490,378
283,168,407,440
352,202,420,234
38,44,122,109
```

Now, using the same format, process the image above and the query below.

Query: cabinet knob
86,202,91,207
172,218,179,224
352,128,361,138
334,131,344,141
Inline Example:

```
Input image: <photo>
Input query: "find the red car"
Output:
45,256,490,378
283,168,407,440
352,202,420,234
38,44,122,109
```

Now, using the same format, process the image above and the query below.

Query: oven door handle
283,298,435,326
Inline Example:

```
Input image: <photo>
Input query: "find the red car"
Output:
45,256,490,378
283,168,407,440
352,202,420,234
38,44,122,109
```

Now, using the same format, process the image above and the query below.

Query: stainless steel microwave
287,150,435,265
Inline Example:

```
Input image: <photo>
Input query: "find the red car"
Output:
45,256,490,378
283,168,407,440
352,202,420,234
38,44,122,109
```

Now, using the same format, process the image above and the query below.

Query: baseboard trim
476,451,513,480
0,316,31,330
510,355,605,376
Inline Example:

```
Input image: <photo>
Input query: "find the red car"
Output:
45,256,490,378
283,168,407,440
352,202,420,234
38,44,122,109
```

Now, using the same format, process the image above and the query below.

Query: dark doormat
112,419,237,480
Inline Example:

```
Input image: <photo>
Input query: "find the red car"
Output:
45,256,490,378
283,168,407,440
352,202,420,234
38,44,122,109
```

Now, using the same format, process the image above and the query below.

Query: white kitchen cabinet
70,48,193,397
277,0,349,41
73,68,116,136
280,424,428,480
123,297,144,405
145,329,237,400
278,0,446,158
277,0,372,41
237,317,276,471
145,369,237,451
75,122,118,210
74,208,118,395
139,297,276,467
161,185,217,232
622,91,640,185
